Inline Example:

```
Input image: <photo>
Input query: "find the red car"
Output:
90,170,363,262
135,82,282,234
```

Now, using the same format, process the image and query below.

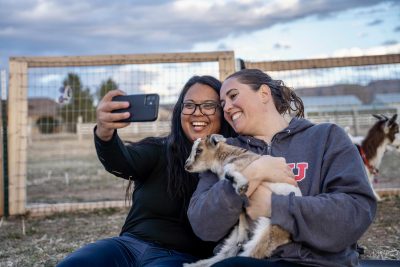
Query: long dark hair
226,69,304,118
125,75,235,201
166,75,235,199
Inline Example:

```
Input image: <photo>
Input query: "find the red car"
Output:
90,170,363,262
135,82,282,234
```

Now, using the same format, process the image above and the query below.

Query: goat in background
184,134,301,267
347,114,399,201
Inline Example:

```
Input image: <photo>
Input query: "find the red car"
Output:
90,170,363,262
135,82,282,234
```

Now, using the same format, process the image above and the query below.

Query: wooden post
244,54,400,71
77,115,83,142
352,108,360,136
0,70,4,217
218,51,236,81
8,60,28,215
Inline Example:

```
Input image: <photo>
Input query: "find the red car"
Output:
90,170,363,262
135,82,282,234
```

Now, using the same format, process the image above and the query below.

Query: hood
232,117,315,149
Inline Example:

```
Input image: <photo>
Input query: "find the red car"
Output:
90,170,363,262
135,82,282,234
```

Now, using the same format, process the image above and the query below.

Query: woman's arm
94,89,160,181
94,127,135,180
271,125,377,252
95,89,131,141
187,156,296,242
241,155,296,196
188,171,244,242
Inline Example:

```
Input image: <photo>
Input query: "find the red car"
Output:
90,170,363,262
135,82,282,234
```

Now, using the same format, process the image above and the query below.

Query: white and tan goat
184,134,301,267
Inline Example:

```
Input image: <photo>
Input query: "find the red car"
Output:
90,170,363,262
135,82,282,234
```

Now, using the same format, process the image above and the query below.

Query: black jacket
94,129,215,258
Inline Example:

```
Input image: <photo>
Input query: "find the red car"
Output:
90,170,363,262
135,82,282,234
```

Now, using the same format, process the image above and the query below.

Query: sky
0,0,399,70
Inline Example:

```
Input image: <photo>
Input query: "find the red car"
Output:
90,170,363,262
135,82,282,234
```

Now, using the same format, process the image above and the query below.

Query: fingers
97,89,130,126
98,91,130,113
95,90,132,140
98,111,130,126
260,155,297,186
102,101,130,113
247,183,272,218
246,180,262,197
99,121,130,130
282,176,298,187
102,89,126,101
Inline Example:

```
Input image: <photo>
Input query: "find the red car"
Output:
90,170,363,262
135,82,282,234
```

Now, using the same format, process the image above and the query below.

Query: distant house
302,95,362,114
302,94,397,135
28,97,62,134
371,93,400,112
28,98,58,118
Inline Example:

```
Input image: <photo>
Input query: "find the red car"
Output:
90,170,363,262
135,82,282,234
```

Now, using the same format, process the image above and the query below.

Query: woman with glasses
57,75,296,267
187,69,376,267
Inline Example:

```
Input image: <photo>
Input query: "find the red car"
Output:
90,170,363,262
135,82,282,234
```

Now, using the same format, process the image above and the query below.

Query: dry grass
25,136,400,205
1,134,396,266
359,196,400,260
0,197,399,266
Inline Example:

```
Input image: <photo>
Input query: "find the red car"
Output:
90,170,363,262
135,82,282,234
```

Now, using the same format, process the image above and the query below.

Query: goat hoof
237,184,249,195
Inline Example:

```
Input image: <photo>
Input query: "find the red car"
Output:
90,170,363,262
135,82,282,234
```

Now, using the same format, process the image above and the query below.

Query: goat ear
389,114,398,125
373,114,386,121
209,134,226,146
372,114,382,120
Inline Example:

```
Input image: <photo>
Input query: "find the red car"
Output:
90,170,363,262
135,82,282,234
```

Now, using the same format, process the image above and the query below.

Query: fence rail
244,53,400,71
77,121,171,140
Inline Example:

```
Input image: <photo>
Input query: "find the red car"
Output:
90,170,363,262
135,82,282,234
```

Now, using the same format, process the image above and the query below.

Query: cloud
394,26,400,32
382,40,398,46
0,0,394,60
366,19,383,26
357,32,368,38
273,42,291,50
332,43,400,57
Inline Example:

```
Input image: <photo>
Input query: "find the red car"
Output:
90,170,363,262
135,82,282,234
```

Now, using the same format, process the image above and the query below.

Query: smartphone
112,94,159,122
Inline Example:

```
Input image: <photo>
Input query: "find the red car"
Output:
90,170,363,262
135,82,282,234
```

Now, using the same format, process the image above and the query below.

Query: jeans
211,257,304,267
56,232,198,267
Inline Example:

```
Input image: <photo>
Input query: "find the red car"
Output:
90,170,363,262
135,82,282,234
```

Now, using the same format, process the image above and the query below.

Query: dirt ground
3,134,397,266
0,196,399,267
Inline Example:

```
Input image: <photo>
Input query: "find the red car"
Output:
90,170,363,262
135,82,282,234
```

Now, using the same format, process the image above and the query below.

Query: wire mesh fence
245,54,400,194
3,52,400,216
6,51,236,215
245,54,400,135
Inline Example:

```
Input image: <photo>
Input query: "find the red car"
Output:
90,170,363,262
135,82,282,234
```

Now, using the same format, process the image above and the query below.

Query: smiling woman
188,69,377,267
56,75,237,267
180,83,222,142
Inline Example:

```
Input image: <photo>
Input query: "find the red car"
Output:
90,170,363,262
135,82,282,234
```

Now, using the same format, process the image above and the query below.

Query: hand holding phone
112,94,159,122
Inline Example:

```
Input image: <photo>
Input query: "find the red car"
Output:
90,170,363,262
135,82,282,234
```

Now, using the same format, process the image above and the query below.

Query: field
26,135,133,204
26,134,400,205
0,134,398,266
0,197,398,266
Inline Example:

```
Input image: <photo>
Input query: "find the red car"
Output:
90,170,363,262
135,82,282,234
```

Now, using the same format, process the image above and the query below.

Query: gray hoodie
187,118,377,267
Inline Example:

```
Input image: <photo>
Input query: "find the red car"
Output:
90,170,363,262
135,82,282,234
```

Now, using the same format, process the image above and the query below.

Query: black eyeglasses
181,101,220,115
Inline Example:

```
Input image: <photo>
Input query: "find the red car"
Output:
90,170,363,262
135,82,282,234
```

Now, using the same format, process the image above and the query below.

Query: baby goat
184,134,301,267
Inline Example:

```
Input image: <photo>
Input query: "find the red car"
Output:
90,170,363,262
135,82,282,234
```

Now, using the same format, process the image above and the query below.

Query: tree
59,73,96,132
97,78,118,101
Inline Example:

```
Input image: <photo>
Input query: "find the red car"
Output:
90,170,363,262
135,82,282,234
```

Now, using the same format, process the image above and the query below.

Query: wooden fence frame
6,52,400,216
7,51,236,216
244,53,400,70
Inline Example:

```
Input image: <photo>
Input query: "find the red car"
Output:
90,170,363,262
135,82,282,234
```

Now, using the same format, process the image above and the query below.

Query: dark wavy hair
166,75,236,198
226,69,304,118
125,75,236,201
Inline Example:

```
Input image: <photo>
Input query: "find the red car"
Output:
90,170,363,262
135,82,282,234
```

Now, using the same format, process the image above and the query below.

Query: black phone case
112,94,159,122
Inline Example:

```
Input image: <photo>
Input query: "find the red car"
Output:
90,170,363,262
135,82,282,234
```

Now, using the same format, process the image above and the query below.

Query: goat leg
239,217,291,258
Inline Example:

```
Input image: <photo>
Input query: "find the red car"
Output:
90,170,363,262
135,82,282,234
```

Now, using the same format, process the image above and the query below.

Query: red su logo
288,162,309,182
